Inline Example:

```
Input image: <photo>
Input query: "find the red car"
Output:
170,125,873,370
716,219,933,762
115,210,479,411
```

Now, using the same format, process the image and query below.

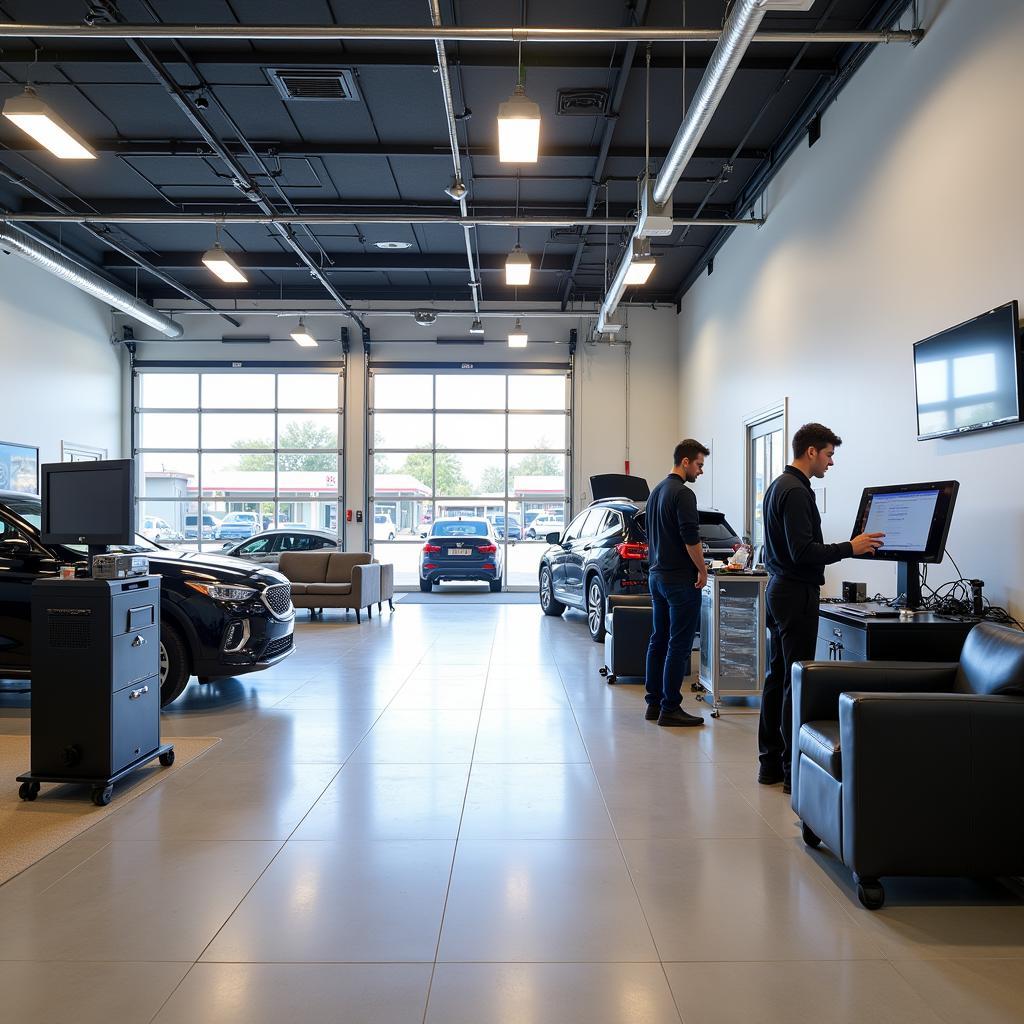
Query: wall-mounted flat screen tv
913,300,1021,440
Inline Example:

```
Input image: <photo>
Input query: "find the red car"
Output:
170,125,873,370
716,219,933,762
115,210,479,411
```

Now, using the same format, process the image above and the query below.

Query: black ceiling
0,0,914,310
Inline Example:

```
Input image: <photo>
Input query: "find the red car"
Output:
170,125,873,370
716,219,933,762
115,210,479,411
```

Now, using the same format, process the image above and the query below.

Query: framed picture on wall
0,440,40,494
61,441,108,463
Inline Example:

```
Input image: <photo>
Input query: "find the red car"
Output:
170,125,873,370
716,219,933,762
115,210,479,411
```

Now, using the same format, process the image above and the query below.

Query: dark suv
0,491,295,707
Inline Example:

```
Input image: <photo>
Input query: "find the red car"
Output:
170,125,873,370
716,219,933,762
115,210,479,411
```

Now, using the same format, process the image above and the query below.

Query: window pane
273,501,338,532
139,373,198,408
201,413,275,450
139,453,198,500
374,454,434,500
139,413,198,449
509,453,566,497
202,373,275,409
372,499,427,539
374,413,432,449
508,413,566,450
137,500,187,542
278,413,338,449
436,453,504,497
435,414,505,450
201,452,272,497
278,374,339,409
373,374,433,409
435,374,504,409
508,375,566,410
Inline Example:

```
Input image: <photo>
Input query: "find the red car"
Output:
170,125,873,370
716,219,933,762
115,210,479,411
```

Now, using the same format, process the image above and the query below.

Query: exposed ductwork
0,222,185,337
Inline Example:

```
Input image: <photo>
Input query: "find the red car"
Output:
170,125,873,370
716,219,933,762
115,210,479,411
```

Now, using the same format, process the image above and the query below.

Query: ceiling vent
557,88,609,116
266,68,360,102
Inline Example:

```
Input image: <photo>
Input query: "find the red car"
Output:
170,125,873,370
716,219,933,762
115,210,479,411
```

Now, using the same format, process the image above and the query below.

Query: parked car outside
420,518,503,592
140,515,184,543
184,512,221,540
215,511,261,540
0,490,295,707
221,528,338,568
490,514,522,540
527,512,564,539
373,512,397,541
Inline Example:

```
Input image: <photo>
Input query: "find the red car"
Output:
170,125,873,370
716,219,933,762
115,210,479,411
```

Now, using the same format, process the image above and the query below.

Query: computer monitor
40,459,135,548
850,481,959,609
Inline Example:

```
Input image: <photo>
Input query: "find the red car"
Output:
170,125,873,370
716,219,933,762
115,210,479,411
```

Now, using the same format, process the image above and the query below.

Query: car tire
388,533,395,541
419,577,433,593
539,566,566,616
159,620,191,707
586,574,607,643
489,578,502,593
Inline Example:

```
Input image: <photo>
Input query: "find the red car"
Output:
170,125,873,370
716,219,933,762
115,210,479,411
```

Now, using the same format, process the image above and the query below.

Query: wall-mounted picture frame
0,440,40,494
61,441,108,463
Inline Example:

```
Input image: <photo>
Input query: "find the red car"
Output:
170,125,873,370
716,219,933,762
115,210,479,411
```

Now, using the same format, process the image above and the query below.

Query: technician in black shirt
758,423,884,791
644,439,711,727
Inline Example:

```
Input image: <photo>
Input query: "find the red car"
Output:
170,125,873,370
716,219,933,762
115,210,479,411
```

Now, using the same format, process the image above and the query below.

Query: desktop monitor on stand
850,481,959,610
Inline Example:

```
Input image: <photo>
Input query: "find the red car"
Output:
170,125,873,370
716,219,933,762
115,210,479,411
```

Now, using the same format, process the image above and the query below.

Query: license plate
449,547,472,556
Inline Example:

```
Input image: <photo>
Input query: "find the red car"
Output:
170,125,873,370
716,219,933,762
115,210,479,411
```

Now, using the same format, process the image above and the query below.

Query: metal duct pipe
428,0,480,315
157,306,605,319
0,23,921,44
0,222,185,337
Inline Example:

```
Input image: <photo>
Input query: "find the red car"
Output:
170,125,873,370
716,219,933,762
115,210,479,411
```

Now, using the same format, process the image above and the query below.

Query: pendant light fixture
2,86,96,160
504,244,532,286
201,224,247,283
469,318,485,335
497,43,540,163
624,237,657,285
290,317,318,348
507,318,528,348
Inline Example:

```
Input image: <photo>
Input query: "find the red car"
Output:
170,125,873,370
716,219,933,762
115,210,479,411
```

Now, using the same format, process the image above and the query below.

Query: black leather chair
601,594,653,683
791,622,1024,909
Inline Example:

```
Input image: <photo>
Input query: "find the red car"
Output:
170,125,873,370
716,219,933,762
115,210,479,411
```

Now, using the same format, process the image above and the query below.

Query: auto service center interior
1,2,1023,1022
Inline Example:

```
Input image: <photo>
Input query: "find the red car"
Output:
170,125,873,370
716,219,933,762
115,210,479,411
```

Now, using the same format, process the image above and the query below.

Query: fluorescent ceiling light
497,84,540,163
374,240,412,250
505,244,532,286
2,87,97,160
201,244,248,284
624,238,656,286
290,317,318,347
508,318,528,348
469,318,485,335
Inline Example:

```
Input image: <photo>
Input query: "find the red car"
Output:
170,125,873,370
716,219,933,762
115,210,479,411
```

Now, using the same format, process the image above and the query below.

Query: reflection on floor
2,605,1023,1023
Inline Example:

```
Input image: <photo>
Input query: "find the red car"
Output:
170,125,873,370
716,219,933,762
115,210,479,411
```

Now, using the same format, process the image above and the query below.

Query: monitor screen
40,459,134,545
851,481,959,564
913,301,1021,440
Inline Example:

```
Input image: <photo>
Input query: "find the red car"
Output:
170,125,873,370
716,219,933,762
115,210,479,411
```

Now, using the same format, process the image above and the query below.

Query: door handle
131,634,147,647
129,685,149,701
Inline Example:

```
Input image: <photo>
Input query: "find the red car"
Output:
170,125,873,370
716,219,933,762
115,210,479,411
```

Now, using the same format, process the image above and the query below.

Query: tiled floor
2,603,1024,1023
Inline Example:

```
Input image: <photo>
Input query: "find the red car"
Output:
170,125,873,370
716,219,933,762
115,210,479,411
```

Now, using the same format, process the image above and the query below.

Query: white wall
678,0,1024,616
1,252,123,472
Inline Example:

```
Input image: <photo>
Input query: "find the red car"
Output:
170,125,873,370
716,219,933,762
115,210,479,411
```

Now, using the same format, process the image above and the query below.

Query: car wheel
586,574,607,642
388,532,395,541
539,566,566,616
159,620,191,707
419,577,433,593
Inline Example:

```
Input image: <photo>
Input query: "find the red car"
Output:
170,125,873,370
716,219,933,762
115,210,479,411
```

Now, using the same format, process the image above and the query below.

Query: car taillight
422,543,441,553
477,543,497,554
616,542,648,560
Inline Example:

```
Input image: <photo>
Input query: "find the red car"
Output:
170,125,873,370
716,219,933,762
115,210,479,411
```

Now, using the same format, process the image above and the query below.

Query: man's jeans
645,571,701,713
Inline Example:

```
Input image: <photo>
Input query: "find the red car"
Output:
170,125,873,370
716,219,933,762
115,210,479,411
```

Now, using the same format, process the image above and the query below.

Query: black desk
816,604,977,663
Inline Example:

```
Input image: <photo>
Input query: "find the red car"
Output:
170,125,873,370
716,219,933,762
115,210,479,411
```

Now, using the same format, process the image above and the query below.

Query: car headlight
185,581,259,602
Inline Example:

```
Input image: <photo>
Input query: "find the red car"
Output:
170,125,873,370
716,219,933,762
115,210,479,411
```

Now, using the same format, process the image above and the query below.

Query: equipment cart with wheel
696,571,767,717
16,576,174,805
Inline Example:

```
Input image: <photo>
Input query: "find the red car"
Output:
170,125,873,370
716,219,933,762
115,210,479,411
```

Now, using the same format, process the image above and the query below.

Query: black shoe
644,704,660,721
782,779,792,795
757,769,784,786
657,707,705,727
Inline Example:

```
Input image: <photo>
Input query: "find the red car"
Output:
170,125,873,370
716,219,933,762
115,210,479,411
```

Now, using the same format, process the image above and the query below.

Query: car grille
262,635,294,660
261,583,293,619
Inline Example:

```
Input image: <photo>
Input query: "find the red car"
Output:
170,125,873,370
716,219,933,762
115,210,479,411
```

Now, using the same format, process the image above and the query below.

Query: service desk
816,604,976,664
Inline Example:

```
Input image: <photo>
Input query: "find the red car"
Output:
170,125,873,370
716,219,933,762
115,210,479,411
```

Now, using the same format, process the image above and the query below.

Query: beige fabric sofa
278,551,380,622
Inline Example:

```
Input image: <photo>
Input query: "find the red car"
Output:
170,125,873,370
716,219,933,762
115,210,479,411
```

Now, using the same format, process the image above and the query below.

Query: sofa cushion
955,622,1024,696
307,582,353,596
798,720,842,781
279,551,332,584
326,552,372,583
288,583,309,595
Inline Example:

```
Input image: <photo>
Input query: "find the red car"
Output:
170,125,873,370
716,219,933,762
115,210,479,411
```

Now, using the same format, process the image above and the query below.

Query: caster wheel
856,878,885,911
606,674,617,685
691,682,702,692
91,785,113,807
159,749,175,767
710,710,720,719
599,667,608,677
19,781,40,801
695,694,704,702
801,822,822,849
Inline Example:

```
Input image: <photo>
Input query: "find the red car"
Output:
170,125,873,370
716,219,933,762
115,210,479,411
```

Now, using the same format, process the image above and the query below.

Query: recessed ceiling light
374,241,412,250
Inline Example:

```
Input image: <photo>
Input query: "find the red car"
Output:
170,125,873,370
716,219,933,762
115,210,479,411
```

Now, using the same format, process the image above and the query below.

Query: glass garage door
133,368,344,550
369,368,570,589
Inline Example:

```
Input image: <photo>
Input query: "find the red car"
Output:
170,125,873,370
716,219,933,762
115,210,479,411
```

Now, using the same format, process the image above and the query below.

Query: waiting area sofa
278,551,384,622
791,621,1024,910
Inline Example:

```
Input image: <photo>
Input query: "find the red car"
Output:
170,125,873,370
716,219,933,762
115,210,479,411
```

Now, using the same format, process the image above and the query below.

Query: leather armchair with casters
791,622,1024,910
600,594,653,683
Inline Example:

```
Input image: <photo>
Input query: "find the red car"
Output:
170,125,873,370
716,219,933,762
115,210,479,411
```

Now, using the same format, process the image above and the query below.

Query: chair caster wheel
800,822,821,849
690,682,702,692
159,749,175,767
710,709,720,718
18,781,40,801
599,667,608,676
695,694,703,702
606,674,616,685
855,877,885,911
91,785,113,807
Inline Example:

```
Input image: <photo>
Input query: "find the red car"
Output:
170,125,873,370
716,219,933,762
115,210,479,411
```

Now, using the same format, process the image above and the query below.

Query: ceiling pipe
428,0,481,316
0,222,184,337
153,307,606,319
0,23,921,44
597,0,768,334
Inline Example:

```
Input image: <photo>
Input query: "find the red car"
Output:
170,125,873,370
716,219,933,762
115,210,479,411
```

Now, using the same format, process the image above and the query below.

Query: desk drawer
112,625,159,687
111,591,158,637
112,676,160,772
817,619,868,660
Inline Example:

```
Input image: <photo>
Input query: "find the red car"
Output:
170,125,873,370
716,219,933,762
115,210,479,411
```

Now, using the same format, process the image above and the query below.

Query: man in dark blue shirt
644,439,711,726
758,423,884,791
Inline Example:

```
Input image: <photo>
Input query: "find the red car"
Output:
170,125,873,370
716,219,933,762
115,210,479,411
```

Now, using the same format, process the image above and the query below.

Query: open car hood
589,474,650,503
